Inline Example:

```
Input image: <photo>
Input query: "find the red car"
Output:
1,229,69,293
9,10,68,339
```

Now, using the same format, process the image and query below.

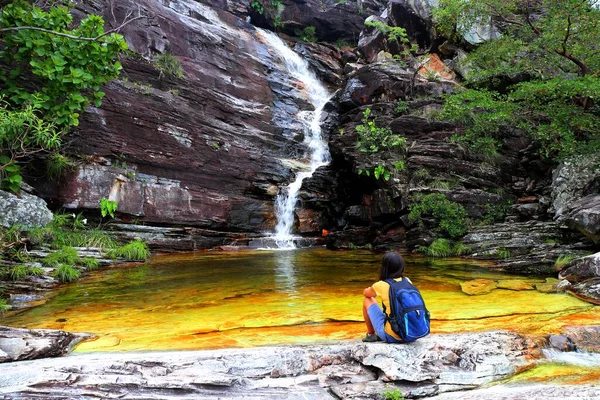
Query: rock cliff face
28,0,345,244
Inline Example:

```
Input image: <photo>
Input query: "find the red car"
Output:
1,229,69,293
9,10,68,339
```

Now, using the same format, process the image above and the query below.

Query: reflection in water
274,250,298,299
2,249,598,353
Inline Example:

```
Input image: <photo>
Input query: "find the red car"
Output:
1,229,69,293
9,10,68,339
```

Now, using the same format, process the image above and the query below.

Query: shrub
53,264,81,283
408,193,468,239
356,108,407,153
394,100,409,114
155,53,184,78
108,240,149,261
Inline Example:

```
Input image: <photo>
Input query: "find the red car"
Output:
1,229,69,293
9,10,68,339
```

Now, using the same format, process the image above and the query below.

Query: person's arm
363,286,376,298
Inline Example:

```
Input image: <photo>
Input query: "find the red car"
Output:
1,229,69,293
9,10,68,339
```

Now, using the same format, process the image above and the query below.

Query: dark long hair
378,251,405,281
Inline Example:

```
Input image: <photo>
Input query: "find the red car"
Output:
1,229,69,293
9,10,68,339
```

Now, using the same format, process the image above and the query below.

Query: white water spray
258,30,331,249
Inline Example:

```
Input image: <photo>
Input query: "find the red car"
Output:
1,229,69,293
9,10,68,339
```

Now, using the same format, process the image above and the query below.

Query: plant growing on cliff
356,108,407,153
435,0,600,161
0,1,131,191
408,193,468,239
154,53,184,79
296,26,317,42
100,198,118,219
382,388,405,400
364,20,414,60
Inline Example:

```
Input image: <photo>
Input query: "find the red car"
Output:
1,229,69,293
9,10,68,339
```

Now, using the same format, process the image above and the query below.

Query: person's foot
362,333,380,342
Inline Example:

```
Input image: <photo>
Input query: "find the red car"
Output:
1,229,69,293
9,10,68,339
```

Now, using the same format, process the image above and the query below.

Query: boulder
568,278,600,305
0,326,91,363
563,195,600,243
559,252,600,283
0,190,53,229
551,154,600,220
560,325,600,353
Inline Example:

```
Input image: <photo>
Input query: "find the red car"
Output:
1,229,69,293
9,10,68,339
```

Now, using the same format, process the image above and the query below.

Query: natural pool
3,248,599,353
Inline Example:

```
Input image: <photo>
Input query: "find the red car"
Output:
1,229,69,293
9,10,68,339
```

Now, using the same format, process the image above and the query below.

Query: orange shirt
372,277,412,341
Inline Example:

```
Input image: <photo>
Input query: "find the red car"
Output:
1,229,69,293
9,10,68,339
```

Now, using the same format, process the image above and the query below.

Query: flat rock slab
496,280,534,291
0,331,535,399
0,326,92,363
460,279,497,295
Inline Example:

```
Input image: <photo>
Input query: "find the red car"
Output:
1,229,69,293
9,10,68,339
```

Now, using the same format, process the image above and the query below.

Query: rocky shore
1,326,599,399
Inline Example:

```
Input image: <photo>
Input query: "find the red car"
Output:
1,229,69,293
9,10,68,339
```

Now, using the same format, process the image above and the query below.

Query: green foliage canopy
0,1,128,190
435,0,600,160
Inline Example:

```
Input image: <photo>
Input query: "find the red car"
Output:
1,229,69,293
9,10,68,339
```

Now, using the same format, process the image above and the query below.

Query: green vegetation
297,26,317,42
435,0,600,161
108,240,150,261
46,152,74,179
154,53,184,79
7,264,28,281
0,1,128,191
53,264,81,283
417,238,471,257
356,108,407,153
250,0,264,14
394,100,409,115
408,193,468,239
481,202,509,225
42,246,80,267
496,246,511,259
81,257,100,271
100,198,118,219
383,389,405,400
0,297,9,313
555,254,578,270
364,20,415,60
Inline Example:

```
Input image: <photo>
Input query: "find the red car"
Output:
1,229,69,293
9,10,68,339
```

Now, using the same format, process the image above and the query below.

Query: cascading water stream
258,30,331,249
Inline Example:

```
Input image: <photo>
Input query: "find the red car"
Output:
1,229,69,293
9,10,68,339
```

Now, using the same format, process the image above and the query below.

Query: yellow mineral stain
2,249,598,355
504,363,600,385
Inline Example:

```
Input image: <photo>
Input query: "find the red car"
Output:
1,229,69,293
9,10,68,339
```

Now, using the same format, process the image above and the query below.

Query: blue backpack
383,278,430,342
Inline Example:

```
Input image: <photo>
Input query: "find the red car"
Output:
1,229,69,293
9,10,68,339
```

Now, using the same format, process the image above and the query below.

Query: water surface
3,249,598,352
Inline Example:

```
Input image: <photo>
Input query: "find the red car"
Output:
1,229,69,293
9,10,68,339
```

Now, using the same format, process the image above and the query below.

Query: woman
362,251,408,343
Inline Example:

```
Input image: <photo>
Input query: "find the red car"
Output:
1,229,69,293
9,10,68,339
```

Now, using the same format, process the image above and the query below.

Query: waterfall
258,30,331,249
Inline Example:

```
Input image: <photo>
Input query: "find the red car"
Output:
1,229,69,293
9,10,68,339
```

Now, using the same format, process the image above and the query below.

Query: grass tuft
81,257,100,271
418,238,472,258
107,240,149,261
53,264,81,283
554,254,578,270
43,246,80,267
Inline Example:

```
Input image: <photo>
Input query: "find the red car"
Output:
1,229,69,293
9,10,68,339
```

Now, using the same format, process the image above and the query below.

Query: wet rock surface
28,0,334,236
462,221,594,275
0,326,91,363
559,252,600,283
0,330,536,399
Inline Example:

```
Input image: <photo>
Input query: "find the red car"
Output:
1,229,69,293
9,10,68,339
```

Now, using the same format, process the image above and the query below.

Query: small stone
496,280,534,291
461,279,497,295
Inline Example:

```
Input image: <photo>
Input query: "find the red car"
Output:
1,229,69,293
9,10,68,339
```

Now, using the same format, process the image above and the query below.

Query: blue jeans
367,303,402,343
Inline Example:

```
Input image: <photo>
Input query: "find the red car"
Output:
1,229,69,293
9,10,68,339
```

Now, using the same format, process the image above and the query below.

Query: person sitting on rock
361,251,408,343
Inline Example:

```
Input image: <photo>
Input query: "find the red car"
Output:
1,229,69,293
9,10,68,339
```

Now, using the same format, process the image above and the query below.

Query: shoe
362,333,380,342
